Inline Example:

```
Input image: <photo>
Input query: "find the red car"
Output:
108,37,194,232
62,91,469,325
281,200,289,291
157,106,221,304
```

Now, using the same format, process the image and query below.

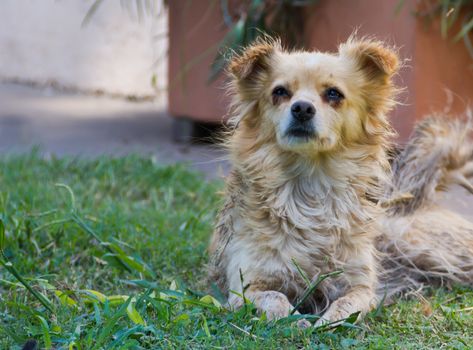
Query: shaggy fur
378,116,473,297
208,36,473,325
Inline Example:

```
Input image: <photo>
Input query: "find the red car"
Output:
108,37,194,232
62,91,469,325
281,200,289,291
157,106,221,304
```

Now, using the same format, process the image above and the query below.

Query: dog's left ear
338,38,399,81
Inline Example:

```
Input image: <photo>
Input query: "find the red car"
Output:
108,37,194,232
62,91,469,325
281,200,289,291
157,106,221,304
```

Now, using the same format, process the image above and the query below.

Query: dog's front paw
254,290,293,320
229,290,311,327
314,298,361,328
314,316,330,328
296,318,312,328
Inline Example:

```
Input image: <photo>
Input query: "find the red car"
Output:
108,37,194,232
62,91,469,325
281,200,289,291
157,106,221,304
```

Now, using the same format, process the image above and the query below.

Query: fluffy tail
386,115,473,215
378,114,473,297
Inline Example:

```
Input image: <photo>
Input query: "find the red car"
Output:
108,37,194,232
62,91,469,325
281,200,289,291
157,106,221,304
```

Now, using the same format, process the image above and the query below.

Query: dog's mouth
284,124,316,141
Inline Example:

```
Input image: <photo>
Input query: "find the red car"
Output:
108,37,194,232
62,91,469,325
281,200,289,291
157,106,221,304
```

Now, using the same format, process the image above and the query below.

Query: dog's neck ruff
233,141,386,236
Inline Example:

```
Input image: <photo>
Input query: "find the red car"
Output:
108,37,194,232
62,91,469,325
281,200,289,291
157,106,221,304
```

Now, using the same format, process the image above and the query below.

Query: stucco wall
0,0,167,100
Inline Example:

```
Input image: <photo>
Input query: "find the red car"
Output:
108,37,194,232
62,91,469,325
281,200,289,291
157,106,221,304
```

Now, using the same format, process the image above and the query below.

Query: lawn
0,152,472,349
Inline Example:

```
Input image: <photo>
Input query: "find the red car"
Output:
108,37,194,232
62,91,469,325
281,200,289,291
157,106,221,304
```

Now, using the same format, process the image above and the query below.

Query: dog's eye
324,88,344,103
272,86,289,97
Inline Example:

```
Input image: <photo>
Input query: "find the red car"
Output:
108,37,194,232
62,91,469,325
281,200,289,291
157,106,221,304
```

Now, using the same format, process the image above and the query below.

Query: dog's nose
291,101,315,122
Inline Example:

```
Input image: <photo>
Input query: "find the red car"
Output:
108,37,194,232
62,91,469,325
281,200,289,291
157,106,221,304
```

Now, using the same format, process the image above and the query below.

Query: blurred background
0,0,473,181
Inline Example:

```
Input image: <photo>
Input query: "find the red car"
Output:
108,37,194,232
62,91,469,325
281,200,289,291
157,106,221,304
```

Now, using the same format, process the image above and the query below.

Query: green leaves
399,0,473,59
94,297,132,349
80,290,146,326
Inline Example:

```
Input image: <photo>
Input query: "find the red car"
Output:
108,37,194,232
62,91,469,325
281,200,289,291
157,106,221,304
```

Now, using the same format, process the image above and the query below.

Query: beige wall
0,0,167,101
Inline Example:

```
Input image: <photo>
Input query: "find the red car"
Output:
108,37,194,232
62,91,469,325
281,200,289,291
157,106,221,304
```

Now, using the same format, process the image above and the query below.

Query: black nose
291,101,315,122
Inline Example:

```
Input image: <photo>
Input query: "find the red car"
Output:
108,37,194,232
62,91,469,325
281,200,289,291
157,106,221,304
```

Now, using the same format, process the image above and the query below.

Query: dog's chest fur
242,170,371,255
216,154,380,305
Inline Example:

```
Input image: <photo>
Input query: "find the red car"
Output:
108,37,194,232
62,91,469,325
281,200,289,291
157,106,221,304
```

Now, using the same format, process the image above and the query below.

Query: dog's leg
314,285,376,327
315,245,378,327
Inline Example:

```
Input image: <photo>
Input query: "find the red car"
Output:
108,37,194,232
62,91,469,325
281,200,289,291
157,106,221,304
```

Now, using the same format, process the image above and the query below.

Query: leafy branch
209,0,319,81
406,0,473,59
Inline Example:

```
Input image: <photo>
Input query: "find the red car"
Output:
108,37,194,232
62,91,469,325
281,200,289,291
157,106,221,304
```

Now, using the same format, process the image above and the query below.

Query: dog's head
228,36,400,155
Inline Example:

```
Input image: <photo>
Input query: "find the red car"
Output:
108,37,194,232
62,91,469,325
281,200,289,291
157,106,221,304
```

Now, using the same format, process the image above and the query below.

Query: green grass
0,152,472,349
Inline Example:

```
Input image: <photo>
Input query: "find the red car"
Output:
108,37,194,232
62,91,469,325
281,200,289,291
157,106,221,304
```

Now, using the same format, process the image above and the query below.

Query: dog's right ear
338,37,399,82
228,39,278,84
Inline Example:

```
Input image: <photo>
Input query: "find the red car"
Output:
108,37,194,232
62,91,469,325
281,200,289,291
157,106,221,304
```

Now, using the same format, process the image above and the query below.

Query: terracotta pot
168,0,473,140
167,1,230,125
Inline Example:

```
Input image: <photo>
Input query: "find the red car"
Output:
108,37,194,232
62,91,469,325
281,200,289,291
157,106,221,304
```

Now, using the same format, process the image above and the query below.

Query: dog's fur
208,36,473,325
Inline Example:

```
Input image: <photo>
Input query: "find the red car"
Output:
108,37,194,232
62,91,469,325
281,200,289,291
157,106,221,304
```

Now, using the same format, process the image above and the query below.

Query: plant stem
0,256,55,313
290,270,343,315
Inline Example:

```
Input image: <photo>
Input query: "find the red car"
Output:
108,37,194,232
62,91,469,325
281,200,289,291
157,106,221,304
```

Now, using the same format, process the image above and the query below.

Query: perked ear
338,36,399,79
228,38,279,82
339,36,400,139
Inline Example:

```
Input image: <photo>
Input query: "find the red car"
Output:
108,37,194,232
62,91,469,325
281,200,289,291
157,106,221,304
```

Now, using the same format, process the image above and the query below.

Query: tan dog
208,36,473,326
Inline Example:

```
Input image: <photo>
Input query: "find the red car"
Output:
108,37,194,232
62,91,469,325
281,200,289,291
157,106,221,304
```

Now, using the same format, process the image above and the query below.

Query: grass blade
71,214,133,273
126,300,146,325
36,315,52,349
81,0,105,28
55,183,77,213
290,270,343,315
291,258,311,286
0,219,5,251
455,15,473,42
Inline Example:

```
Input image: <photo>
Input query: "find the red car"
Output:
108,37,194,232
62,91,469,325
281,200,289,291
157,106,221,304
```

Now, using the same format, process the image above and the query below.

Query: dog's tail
378,114,473,298
385,115,473,215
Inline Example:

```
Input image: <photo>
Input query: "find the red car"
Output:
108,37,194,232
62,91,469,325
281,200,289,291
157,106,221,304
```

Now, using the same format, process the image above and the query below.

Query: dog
208,36,473,326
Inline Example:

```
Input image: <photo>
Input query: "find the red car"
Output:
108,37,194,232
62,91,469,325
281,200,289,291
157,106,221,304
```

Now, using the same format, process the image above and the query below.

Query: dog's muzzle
285,101,316,139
